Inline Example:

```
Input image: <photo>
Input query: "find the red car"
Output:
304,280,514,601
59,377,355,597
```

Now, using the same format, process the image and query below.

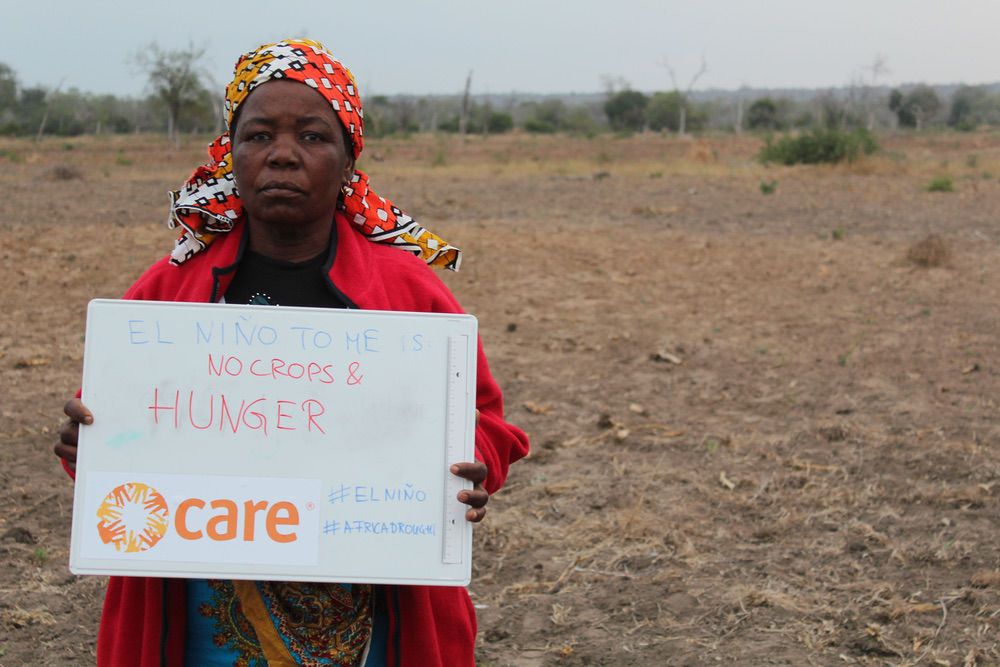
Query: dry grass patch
46,165,83,181
906,233,951,267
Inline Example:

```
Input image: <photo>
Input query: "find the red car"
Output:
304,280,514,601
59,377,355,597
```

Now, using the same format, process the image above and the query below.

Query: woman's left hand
452,410,488,522
450,461,489,522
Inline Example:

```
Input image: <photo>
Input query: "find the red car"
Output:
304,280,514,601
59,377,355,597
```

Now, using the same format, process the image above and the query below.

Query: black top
224,234,349,309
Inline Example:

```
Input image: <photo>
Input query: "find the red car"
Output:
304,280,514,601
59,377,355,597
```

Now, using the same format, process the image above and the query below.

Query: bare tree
458,70,473,137
34,76,65,142
134,43,208,148
732,85,751,135
661,55,708,135
600,74,631,96
202,72,226,136
864,55,890,130
848,55,890,131
0,63,17,119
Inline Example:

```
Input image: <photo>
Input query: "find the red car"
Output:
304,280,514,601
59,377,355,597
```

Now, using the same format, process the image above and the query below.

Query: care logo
96,482,170,553
82,473,320,566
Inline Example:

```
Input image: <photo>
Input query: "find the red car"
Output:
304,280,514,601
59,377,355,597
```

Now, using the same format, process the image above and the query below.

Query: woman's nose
266,134,300,167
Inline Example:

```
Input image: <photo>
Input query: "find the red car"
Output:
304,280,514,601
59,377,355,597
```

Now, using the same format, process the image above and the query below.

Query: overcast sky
2,0,998,97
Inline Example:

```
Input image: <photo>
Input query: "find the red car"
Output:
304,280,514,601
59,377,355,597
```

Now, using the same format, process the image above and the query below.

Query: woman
55,38,529,666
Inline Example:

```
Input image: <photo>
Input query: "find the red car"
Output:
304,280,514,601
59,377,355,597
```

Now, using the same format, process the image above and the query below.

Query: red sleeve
421,275,529,494
120,258,169,301
471,340,529,494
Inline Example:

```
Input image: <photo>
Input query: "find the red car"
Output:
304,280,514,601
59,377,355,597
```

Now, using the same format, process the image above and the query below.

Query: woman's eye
245,131,269,142
302,132,325,142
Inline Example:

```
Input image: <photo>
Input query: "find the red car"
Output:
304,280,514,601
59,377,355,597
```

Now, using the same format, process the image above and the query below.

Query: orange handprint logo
96,482,170,553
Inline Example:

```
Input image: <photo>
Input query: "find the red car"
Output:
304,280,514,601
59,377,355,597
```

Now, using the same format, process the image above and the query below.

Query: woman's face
231,79,355,234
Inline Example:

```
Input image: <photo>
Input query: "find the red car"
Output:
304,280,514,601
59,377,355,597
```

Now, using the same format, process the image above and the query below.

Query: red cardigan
74,214,529,666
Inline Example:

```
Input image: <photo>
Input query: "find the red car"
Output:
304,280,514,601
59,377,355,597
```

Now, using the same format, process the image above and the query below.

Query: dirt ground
3,130,1000,666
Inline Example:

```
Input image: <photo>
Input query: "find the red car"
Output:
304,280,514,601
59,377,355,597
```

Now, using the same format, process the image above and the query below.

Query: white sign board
70,299,477,586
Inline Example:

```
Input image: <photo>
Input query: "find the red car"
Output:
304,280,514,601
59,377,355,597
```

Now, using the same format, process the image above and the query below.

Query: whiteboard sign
69,299,477,586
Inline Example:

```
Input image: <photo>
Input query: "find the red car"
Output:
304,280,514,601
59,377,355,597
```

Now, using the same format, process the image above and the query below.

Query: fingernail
450,464,459,474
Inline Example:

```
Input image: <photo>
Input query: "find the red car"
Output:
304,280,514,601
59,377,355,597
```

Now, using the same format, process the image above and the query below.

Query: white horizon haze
2,0,998,98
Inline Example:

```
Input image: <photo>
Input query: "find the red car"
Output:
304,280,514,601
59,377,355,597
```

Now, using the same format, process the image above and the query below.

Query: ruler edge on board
442,331,475,568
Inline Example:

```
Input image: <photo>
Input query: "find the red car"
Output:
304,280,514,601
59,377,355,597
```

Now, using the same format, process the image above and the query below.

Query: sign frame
69,299,477,586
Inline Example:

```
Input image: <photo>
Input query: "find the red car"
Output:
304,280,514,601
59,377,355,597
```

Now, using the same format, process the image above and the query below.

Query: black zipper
321,219,358,309
209,227,249,303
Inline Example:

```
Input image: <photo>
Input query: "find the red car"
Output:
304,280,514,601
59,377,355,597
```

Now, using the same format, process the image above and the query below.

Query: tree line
0,46,218,141
2,47,999,140
604,84,1000,134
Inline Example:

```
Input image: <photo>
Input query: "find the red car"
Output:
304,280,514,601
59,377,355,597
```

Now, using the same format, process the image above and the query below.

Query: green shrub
486,112,514,134
523,118,557,134
436,110,513,135
646,91,708,132
747,98,785,130
926,175,954,192
604,90,648,132
758,128,878,165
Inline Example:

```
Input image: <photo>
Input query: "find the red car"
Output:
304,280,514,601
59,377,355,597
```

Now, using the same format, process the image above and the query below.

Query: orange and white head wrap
168,38,460,270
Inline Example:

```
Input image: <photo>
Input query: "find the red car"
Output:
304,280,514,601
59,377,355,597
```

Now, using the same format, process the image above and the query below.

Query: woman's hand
451,409,488,522
450,461,489,522
54,398,92,472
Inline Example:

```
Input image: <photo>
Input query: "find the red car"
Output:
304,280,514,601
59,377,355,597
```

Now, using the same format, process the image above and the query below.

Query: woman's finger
458,488,489,508
59,421,79,446
53,442,78,464
64,398,93,425
449,461,487,484
465,506,487,522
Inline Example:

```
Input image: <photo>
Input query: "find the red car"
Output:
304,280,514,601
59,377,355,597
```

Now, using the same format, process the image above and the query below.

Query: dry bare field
3,130,1000,665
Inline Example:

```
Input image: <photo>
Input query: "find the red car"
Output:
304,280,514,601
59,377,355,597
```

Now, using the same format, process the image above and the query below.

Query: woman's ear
342,155,356,189
340,124,357,188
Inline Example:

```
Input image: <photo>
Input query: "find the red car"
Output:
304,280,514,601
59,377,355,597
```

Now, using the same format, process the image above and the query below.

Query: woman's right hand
54,398,92,472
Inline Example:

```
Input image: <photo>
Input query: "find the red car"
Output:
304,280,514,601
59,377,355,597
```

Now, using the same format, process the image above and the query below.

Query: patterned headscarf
167,39,460,270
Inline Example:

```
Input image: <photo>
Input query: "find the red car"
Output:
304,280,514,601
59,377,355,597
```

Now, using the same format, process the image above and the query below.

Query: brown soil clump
907,233,950,267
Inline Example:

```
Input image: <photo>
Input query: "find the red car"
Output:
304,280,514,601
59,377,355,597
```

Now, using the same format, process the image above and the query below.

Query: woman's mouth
260,182,305,197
